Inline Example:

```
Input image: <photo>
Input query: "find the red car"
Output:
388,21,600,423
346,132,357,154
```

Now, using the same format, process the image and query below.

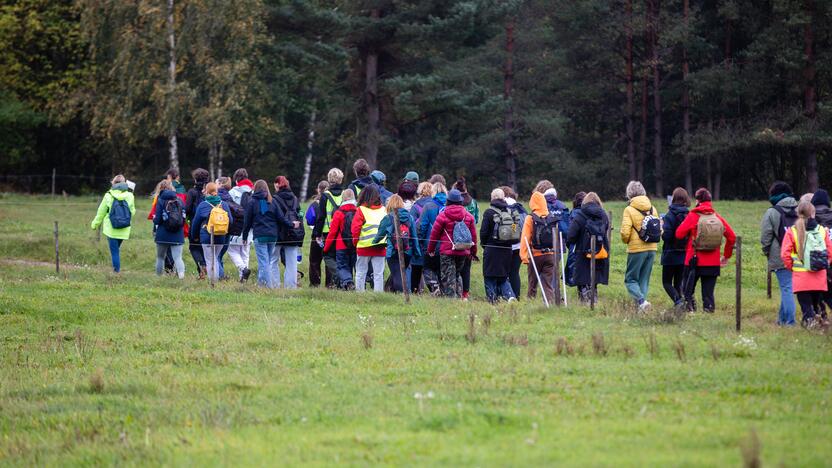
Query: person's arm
467,215,477,257
427,216,442,254
242,201,254,239
760,208,775,256
153,198,164,228
185,190,196,221
520,217,532,264
409,219,421,257
128,193,136,217
324,211,342,253
718,214,737,260
91,193,110,230
661,212,675,243
192,204,206,235
480,209,493,247
620,208,633,244
351,207,365,246
825,230,832,265
565,214,581,246
780,229,794,270
675,212,696,240
148,196,158,220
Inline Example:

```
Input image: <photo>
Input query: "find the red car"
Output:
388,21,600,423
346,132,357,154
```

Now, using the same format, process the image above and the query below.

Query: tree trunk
300,108,317,201
166,0,179,170
714,154,722,200
364,8,381,169
625,0,636,181
217,141,223,179
504,19,518,192
638,72,648,182
649,0,663,197
804,0,818,192
682,0,692,193
208,143,217,181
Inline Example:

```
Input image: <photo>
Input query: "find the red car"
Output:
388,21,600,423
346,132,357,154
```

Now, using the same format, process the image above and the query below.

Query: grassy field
1,194,830,466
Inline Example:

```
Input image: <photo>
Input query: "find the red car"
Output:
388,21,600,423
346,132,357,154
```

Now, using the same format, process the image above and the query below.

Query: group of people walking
88,162,832,327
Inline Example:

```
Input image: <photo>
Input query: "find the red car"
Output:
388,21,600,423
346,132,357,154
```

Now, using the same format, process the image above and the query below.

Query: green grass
0,194,830,466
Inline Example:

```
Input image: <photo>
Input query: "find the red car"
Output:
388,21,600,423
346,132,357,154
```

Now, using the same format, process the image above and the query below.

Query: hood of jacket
158,189,178,202
338,201,357,212
433,193,447,207
776,196,798,209
395,208,411,223
691,201,715,215
628,195,653,212
581,202,605,220
276,188,296,204
547,198,568,212
490,199,509,211
442,204,468,221
351,176,374,190
218,187,232,202
236,179,254,189
109,184,130,200
668,203,689,217
230,184,252,195
251,190,269,201
814,205,832,226
326,185,343,196
529,192,549,216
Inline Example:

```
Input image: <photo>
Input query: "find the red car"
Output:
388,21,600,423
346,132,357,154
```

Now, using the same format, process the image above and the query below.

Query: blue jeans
484,276,514,303
336,250,357,288
218,244,228,279
275,245,299,289
107,237,123,272
624,251,655,303
774,268,796,325
254,241,278,288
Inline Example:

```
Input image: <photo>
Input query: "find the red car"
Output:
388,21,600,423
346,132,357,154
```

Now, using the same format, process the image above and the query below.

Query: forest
1,0,830,200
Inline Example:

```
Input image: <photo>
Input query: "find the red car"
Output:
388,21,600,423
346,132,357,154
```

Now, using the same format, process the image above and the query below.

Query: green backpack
803,226,828,272
492,207,521,242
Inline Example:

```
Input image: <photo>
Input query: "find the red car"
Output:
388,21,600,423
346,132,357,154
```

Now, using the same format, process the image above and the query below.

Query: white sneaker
638,301,652,312
507,297,517,303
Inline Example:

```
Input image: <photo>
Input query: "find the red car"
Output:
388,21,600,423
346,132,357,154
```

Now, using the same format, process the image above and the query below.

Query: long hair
386,194,405,214
253,179,272,203
357,184,381,207
583,192,603,209
671,187,690,206
795,201,816,263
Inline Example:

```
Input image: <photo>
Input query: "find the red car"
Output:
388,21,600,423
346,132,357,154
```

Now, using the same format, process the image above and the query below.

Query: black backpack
275,195,305,243
637,207,661,243
239,191,252,210
341,210,356,250
226,200,246,237
162,198,185,232
531,213,559,250
774,205,799,244
584,215,607,256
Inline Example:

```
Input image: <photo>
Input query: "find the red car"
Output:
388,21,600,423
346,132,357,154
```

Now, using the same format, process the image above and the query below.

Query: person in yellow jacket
91,174,136,273
520,190,556,302
620,181,661,311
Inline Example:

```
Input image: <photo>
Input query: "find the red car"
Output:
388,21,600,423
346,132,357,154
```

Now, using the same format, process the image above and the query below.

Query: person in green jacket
91,175,136,273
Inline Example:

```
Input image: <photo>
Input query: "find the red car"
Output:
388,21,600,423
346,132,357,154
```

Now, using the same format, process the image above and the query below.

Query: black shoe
240,268,251,283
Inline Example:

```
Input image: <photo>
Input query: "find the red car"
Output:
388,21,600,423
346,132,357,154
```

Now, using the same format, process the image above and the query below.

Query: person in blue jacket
373,194,421,292
661,187,691,307
191,182,233,282
152,180,186,279
418,182,447,294
242,179,294,288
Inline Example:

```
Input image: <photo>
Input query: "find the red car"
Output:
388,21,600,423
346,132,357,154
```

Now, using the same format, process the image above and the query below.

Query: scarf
172,180,186,194
205,195,221,205
769,192,790,206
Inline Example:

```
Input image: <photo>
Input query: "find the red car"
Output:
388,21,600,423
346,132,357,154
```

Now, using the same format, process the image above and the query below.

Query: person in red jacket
351,185,387,292
427,189,477,298
323,189,358,289
675,188,736,312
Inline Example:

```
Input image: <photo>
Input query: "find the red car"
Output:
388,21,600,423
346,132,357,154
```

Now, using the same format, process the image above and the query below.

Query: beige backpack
694,212,724,251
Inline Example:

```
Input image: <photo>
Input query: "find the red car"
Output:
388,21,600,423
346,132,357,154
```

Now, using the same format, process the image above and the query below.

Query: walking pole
524,237,550,308
210,227,215,289
552,226,562,306
393,215,411,303
766,270,772,299
590,236,597,310
560,231,568,307
736,236,742,332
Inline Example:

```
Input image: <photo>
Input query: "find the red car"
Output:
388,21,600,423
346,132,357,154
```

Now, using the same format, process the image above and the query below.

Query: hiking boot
198,266,207,280
638,300,652,312
240,268,251,283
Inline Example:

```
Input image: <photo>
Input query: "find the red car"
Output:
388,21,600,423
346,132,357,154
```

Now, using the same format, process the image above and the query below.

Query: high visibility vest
322,191,343,233
356,206,386,249
789,225,827,272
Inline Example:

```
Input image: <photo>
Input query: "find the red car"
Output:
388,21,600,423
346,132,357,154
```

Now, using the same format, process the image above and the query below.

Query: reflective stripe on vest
789,225,827,272
323,191,343,233
356,206,386,249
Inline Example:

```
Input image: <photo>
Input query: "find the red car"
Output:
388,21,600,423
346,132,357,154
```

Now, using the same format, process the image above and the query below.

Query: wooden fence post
393,215,410,303
590,236,596,310
736,236,742,332
54,221,60,274
51,168,56,198
766,270,772,299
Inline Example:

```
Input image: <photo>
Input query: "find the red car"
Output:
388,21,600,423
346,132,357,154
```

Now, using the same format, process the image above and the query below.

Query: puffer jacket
761,196,798,271
427,204,477,257
675,201,736,267
620,195,660,253
661,204,689,266
91,183,136,240
520,192,553,263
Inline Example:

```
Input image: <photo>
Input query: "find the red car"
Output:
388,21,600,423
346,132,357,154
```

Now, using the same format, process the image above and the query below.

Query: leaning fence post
736,236,742,332
590,235,596,310
51,168,56,198
209,227,215,289
553,226,562,306
766,270,772,299
393,215,410,303
54,221,60,274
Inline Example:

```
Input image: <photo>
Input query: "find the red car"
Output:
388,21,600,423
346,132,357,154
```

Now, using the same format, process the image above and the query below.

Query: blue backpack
447,220,473,251
109,193,132,229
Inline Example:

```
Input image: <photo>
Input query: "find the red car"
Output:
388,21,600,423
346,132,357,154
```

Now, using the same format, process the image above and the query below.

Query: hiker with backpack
152,179,186,279
501,186,528,299
566,192,610,304
91,174,136,273
811,189,832,325
520,189,558,303
565,191,586,290
227,169,254,283
371,170,394,205
307,180,331,288
427,189,477,299
348,159,375,197
216,177,240,280
661,188,691,308
409,182,436,293
185,168,211,278
453,177,479,300
675,188,736,313
419,182,449,295
543,187,570,237
324,189,358,289
780,200,832,328
273,176,304,289
620,180,661,311
372,194,421,292
242,180,283,288
761,181,799,325
351,185,387,292
191,182,233,282
314,168,345,288
480,188,519,303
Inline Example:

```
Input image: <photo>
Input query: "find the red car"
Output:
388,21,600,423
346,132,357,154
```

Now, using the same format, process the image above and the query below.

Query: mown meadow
0,194,830,465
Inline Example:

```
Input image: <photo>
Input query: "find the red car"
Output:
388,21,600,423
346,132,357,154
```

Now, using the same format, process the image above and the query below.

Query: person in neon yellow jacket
91,174,136,273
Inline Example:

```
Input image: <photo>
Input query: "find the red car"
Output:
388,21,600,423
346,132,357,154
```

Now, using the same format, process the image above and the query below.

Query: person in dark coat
185,168,210,277
152,180,186,279
273,176,304,289
565,191,586,288
566,192,610,304
661,187,690,307
500,185,528,299
811,189,832,324
347,158,375,197
479,188,517,303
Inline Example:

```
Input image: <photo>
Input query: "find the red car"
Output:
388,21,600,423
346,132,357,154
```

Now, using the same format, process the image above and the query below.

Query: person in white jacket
228,168,254,282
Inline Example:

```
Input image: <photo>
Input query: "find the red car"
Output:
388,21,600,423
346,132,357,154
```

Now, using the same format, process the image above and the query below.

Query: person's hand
720,256,729,267
428,251,436,257
316,237,322,243
471,254,480,262
293,221,300,229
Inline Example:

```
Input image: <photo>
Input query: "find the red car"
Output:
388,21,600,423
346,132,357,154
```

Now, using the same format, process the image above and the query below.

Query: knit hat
769,181,793,197
811,189,830,207
405,171,419,182
397,180,417,200
370,170,386,185
447,189,463,203
544,188,557,199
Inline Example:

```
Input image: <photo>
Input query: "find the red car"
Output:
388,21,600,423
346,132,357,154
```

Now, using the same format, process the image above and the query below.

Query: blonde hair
386,194,405,213
111,174,125,185
795,201,816,263
582,191,603,209
534,180,553,194
626,180,646,199
431,182,447,196
342,188,356,202
328,168,344,185
417,181,433,199
217,177,232,189
204,182,218,195
490,188,505,201
158,179,173,193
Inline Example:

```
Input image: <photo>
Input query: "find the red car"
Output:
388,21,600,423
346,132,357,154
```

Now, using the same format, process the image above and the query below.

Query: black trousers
460,257,472,294
309,240,332,287
797,291,823,324
662,265,685,305
411,264,424,294
509,249,522,300
189,243,206,270
683,269,717,312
